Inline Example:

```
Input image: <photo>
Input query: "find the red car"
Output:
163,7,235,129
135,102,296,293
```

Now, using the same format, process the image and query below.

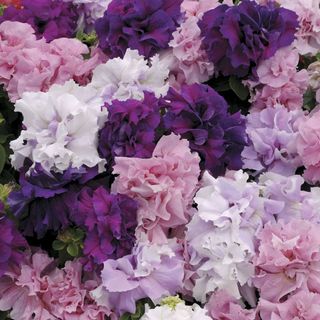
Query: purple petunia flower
198,0,299,77
95,0,183,58
0,0,79,42
71,186,138,264
0,202,28,276
163,83,247,177
8,163,99,238
98,92,161,172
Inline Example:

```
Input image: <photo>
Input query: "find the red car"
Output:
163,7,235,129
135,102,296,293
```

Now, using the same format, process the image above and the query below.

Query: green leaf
67,243,79,257
0,134,12,144
0,311,10,320
213,82,230,92
229,76,249,101
76,30,98,47
72,228,85,241
0,145,6,174
119,299,154,320
0,5,5,17
303,88,317,111
52,240,66,251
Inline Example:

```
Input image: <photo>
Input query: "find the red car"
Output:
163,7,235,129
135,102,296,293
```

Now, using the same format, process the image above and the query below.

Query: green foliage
76,30,98,47
0,311,11,320
229,76,249,101
52,239,67,251
0,183,15,212
211,78,230,92
0,145,6,174
303,88,317,111
0,87,22,184
52,227,85,263
0,5,6,16
67,242,79,257
120,299,154,320
298,55,317,70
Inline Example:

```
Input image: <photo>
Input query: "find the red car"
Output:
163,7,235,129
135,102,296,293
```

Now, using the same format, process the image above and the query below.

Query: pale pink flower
48,260,111,320
251,47,308,111
259,290,320,320
181,0,232,19
0,253,112,320
0,253,61,320
297,108,320,184
112,133,201,243
280,0,320,56
254,219,320,302
168,16,214,86
252,80,307,111
257,47,300,88
0,21,104,102
206,290,256,320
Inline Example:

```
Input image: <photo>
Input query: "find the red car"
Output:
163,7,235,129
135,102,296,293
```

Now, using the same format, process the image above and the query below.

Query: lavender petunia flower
198,0,299,77
242,105,306,176
98,92,161,173
258,172,320,224
8,163,99,238
0,0,79,42
92,240,184,316
95,0,183,58
71,186,138,264
163,83,247,177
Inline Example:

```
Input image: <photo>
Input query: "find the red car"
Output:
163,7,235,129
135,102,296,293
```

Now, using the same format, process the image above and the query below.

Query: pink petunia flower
254,219,320,302
206,290,256,320
259,290,320,319
0,21,104,102
297,108,320,184
112,133,200,243
0,252,112,320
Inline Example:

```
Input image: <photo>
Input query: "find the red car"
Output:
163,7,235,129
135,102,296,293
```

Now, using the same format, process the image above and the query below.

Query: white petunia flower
186,170,258,303
64,0,111,23
89,49,169,103
141,298,211,320
10,80,107,173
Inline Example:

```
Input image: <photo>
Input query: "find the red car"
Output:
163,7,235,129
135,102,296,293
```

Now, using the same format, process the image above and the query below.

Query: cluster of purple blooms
1,0,320,319
0,0,79,41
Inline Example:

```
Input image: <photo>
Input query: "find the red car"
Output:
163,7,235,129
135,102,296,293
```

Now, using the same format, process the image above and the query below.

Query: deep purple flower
163,83,247,176
95,0,183,58
8,164,99,238
0,0,79,42
198,0,298,77
0,202,28,276
98,92,161,172
71,186,138,264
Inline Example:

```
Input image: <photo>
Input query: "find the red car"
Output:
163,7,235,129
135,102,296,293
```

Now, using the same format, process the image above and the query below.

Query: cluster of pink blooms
0,252,111,319
255,219,320,318
112,133,201,243
249,47,309,111
0,20,104,102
